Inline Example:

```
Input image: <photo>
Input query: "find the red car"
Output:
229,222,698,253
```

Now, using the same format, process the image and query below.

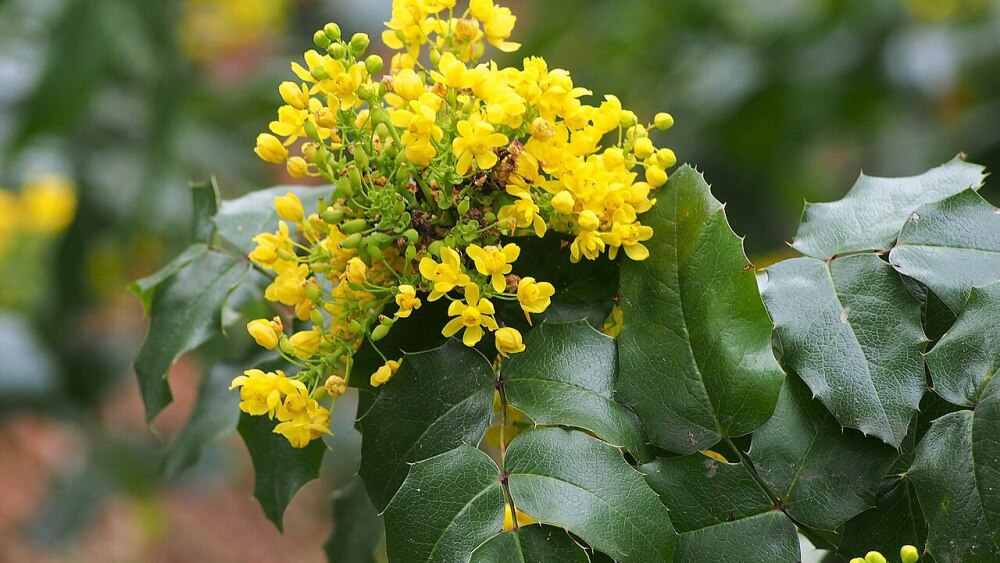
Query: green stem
497,371,520,530
724,437,782,508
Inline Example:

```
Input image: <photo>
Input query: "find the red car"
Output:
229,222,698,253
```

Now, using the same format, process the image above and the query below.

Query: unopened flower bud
341,218,369,234
864,552,886,563
619,110,638,128
349,33,370,57
326,43,346,60
577,209,600,231
313,30,332,49
656,148,677,169
495,327,525,357
371,324,390,341
247,319,280,350
900,545,919,563
345,257,367,284
255,134,288,164
653,112,674,130
325,375,347,397
633,137,655,160
275,192,304,222
323,23,342,41
322,208,345,224
365,54,383,75
551,191,575,215
341,233,363,249
286,157,309,178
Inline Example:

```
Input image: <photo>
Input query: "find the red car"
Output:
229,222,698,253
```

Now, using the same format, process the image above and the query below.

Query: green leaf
324,478,384,563
214,185,335,254
502,320,647,459
161,365,240,480
762,254,926,446
471,525,589,563
356,340,495,511
130,244,207,314
890,190,1000,312
749,375,898,531
973,378,1000,546
791,157,986,259
924,281,1000,407
910,408,999,562
618,165,784,454
642,453,800,563
506,427,677,563
191,178,221,243
383,446,505,563
134,249,249,423
838,476,926,561
236,412,326,531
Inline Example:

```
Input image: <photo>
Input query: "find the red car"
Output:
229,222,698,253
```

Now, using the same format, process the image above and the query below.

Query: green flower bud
278,337,294,356
311,65,330,80
311,263,330,274
371,324,390,341
654,112,674,130
457,199,471,215
403,228,419,243
365,241,383,260
348,167,363,189
336,175,353,197
405,244,417,261
310,309,325,326
429,47,442,66
864,552,886,563
327,42,347,59
304,283,322,302
340,233,363,249
348,319,364,334
322,208,345,224
304,120,321,141
341,218,369,234
619,110,638,128
900,545,919,563
349,33,370,57
369,232,392,248
313,30,332,49
428,240,443,256
323,23,342,41
365,54,383,75
355,147,369,169
357,83,376,101
375,123,391,142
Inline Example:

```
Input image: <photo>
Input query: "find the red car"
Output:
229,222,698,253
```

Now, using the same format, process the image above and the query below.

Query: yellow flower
550,191,575,215
443,284,499,346
247,316,283,350
288,327,323,359
320,59,368,110
279,81,311,110
325,375,347,397
345,257,368,285
275,192,304,223
471,0,520,52
495,327,525,357
370,359,401,387
395,284,422,318
498,193,546,237
390,93,444,166
255,133,288,163
273,388,332,448
453,114,508,175
577,209,601,231
466,243,519,292
516,277,554,321
21,176,77,234
249,221,294,270
229,369,301,419
386,68,425,106
430,53,476,89
603,211,654,261
419,246,471,300
633,137,654,160
570,230,605,262
645,165,668,187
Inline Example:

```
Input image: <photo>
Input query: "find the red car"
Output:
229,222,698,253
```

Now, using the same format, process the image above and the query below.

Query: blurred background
0,0,998,560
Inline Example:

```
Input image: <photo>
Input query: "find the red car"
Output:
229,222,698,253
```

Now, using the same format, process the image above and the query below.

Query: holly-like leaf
791,157,986,259
502,321,646,459
642,453,800,563
236,412,325,531
838,476,926,561
749,375,898,531
356,340,495,511
910,407,1000,562
618,165,784,454
161,365,240,479
889,190,1000,312
191,178,220,243
324,478,384,563
973,378,1000,546
130,244,207,314
214,184,335,254
383,446,505,563
762,254,925,446
470,525,589,563
506,427,677,563
924,281,1000,407
134,249,250,423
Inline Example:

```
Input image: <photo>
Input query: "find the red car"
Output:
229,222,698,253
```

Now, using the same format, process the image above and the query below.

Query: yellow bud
370,359,401,387
900,545,919,563
633,137,655,160
255,133,288,164
577,209,600,232
274,192,304,222
551,191,575,215
654,112,674,130
286,157,309,178
289,328,322,359
391,68,424,101
865,552,887,563
619,110,638,128
850,559,866,563
345,257,368,284
324,375,347,397
603,147,625,168
247,319,279,350
645,166,668,187
656,148,677,169
278,81,309,110
495,327,525,357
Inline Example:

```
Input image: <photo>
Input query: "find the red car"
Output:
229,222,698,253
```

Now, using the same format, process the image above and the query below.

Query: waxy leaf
324,478,384,563
162,365,240,479
910,407,1000,562
130,244,207,314
890,190,1000,312
838,476,926,561
191,178,220,243
792,157,986,259
618,165,784,454
236,412,325,530
762,254,925,446
470,525,589,563
749,375,898,531
134,249,250,423
925,281,1000,407
357,340,495,511
506,427,677,563
973,378,1000,546
383,446,504,563
503,321,646,459
642,454,800,562
214,184,334,253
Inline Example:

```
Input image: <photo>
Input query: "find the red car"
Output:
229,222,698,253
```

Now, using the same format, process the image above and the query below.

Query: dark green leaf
130,244,207,314
236,412,326,531
503,320,646,459
506,427,677,563
762,254,925,446
214,185,335,254
973,378,1000,545
134,249,249,423
889,190,1000,312
910,409,999,562
838,476,926,561
618,165,784,454
925,281,1000,407
357,340,495,511
383,446,504,563
642,453,799,562
471,525,589,563
191,178,221,243
325,478,384,563
162,365,240,479
749,375,898,531
791,157,986,259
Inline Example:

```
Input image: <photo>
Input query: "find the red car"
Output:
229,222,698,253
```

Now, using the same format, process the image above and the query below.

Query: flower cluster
0,175,77,258
242,0,675,447
848,545,920,563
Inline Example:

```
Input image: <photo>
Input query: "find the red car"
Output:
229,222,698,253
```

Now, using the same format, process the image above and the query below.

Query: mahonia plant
236,0,676,448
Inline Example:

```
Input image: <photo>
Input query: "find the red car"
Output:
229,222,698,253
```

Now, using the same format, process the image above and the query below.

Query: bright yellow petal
624,243,650,261
419,257,438,280
491,273,506,293
463,325,483,346
442,317,465,337
465,283,480,305
502,243,520,262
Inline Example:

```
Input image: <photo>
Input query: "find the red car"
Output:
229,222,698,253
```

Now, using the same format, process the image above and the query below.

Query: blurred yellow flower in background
180,0,287,62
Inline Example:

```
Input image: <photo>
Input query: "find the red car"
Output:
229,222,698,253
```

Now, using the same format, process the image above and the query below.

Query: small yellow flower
864,552,887,563
453,114,508,175
255,133,288,163
498,193,546,237
289,327,323,359
324,375,347,397
279,81,311,110
550,191,575,215
645,165,668,187
633,137,655,160
229,369,302,419
419,247,471,301
466,243,520,292
654,112,674,130
386,68,425,105
570,230,605,262
395,284,422,318
371,359,401,387
430,53,476,89
516,277,554,322
577,209,601,231
345,257,368,285
495,327,525,357
247,317,283,350
275,192,304,223
442,284,499,346
273,389,332,448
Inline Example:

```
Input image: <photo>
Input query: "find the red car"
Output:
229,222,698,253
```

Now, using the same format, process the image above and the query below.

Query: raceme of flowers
234,0,676,448
0,175,77,258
